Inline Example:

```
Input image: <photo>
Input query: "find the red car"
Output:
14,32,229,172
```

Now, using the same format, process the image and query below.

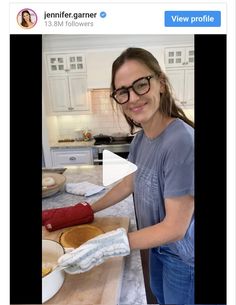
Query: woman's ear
159,79,165,94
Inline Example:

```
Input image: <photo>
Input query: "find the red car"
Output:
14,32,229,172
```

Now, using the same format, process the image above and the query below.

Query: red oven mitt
42,202,94,232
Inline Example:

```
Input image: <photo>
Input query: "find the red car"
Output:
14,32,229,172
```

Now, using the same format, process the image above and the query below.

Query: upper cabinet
48,75,90,112
164,46,194,68
43,52,90,114
166,69,194,109
46,53,86,75
165,45,194,109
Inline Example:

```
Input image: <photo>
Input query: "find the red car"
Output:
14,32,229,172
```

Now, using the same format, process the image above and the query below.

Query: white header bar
10,2,226,34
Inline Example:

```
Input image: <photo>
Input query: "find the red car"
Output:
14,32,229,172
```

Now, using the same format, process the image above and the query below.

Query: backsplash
47,89,130,143
46,89,194,144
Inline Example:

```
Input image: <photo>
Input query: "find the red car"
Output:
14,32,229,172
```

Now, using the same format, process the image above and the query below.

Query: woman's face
23,12,30,21
114,59,163,126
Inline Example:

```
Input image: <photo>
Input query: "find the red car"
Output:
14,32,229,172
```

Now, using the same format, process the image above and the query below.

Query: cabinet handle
69,156,76,161
68,107,74,111
180,101,187,105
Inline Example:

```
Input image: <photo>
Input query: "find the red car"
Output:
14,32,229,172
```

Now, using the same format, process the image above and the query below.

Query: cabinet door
166,69,194,108
49,76,71,112
165,47,186,68
185,47,194,67
46,53,86,74
67,54,86,73
167,69,185,104
46,54,68,74
184,69,194,107
68,76,90,111
165,46,194,68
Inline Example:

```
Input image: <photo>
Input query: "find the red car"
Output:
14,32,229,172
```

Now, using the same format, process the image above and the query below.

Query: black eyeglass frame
111,75,155,105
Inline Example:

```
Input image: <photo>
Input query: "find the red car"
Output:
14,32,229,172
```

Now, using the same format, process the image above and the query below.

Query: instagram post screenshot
8,1,235,304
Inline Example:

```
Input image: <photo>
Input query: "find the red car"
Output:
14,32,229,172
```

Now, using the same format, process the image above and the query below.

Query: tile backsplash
46,89,194,144
47,89,130,143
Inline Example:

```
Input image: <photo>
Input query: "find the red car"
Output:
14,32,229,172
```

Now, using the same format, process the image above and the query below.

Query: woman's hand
58,228,130,274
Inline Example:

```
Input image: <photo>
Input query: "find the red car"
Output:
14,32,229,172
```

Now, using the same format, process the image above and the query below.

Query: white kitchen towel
66,181,105,197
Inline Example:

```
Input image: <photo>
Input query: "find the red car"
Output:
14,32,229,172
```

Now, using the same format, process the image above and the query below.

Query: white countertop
50,140,95,148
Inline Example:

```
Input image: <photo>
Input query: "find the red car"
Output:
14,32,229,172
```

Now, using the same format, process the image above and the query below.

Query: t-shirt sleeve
163,136,194,198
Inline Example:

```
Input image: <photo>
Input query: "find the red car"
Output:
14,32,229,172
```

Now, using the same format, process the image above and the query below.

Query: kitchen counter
50,140,95,148
42,165,147,305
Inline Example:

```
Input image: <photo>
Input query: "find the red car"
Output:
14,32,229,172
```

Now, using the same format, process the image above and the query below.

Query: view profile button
165,11,221,27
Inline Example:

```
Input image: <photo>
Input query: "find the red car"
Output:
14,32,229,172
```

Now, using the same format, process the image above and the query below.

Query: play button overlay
102,150,137,186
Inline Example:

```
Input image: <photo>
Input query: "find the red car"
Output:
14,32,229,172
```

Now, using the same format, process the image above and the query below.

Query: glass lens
112,76,152,104
133,78,150,95
115,88,128,104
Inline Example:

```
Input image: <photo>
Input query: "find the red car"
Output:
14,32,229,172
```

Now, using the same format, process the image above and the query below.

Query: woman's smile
128,101,147,113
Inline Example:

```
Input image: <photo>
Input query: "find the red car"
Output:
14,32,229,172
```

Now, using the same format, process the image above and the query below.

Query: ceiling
42,34,194,51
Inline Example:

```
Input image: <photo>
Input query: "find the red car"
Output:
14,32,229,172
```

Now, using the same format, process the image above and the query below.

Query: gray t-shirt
128,118,194,266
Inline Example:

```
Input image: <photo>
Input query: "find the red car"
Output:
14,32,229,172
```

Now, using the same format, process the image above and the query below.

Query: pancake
60,224,104,248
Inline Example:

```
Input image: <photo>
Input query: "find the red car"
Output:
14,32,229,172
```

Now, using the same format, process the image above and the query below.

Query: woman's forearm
91,174,134,213
128,195,194,250
127,221,182,250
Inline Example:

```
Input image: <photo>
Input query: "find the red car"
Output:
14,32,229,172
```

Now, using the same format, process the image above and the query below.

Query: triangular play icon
102,150,137,186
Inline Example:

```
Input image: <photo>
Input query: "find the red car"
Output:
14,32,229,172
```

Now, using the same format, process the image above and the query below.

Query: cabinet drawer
51,149,93,166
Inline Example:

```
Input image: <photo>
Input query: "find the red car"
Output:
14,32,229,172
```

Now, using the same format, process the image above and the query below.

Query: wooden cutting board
42,216,129,305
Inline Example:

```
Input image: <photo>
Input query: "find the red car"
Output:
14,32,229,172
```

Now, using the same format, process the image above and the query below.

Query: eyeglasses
111,75,154,105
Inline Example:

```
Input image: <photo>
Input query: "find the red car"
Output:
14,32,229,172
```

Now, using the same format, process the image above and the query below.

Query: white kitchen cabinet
44,51,90,114
166,68,194,109
51,148,93,166
164,46,194,68
46,53,86,75
48,75,90,112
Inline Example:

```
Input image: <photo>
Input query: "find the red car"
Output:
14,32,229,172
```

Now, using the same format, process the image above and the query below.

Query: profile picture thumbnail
17,8,37,29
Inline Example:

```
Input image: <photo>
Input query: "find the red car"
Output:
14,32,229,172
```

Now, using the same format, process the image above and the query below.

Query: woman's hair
21,10,32,27
111,47,194,134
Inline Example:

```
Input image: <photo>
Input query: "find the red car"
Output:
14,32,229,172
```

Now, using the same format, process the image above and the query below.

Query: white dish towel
66,181,105,197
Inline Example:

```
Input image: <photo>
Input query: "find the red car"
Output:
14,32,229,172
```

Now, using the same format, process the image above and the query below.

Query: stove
93,134,134,146
94,139,131,145
93,142,131,165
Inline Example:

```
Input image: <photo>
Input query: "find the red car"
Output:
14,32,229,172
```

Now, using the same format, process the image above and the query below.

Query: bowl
42,239,65,303
42,173,66,198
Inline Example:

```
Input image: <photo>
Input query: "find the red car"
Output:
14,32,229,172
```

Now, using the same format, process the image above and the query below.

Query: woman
59,48,194,305
20,10,34,28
